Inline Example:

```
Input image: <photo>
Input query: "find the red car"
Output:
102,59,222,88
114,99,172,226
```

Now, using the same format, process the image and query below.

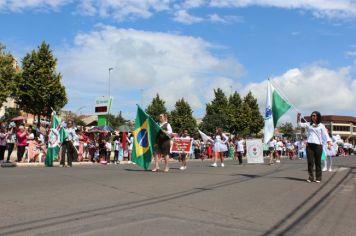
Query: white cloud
242,64,356,120
76,0,171,21
57,25,244,117
209,0,356,19
2,0,355,21
173,9,203,24
208,13,244,24
0,0,70,11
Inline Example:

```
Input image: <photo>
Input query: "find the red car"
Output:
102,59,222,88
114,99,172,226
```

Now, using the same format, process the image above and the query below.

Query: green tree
145,93,167,122
108,111,126,128
200,88,229,134
170,98,197,135
15,42,67,126
0,107,21,123
227,91,242,134
0,43,17,106
243,91,264,135
279,122,295,140
235,102,252,136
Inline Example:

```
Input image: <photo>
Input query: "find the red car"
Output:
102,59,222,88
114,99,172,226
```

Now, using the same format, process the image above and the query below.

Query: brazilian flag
132,106,161,170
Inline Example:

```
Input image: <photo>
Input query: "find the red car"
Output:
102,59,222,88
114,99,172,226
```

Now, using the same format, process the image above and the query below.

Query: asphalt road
0,156,355,236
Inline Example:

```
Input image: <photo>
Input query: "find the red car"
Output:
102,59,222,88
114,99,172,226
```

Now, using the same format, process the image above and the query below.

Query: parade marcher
298,111,332,183
60,120,77,167
127,133,134,164
275,137,283,163
295,139,306,159
193,136,202,160
209,128,228,167
268,137,277,165
235,136,244,165
16,125,29,162
152,113,172,172
179,130,191,170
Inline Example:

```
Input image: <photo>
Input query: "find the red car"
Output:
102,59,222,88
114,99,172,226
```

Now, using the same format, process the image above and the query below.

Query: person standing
268,137,277,165
152,113,173,172
60,120,77,167
6,126,16,162
298,112,332,183
209,128,228,167
0,126,7,163
16,125,29,162
235,136,244,165
127,133,134,164
179,130,191,170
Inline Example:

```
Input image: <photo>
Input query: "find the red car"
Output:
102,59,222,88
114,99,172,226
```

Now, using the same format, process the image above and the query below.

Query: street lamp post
108,67,114,127
108,67,114,98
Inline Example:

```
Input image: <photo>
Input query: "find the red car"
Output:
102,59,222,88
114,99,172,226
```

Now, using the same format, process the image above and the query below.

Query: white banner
246,139,264,164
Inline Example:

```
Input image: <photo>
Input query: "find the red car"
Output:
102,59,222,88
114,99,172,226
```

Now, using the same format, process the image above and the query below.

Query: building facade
305,115,356,145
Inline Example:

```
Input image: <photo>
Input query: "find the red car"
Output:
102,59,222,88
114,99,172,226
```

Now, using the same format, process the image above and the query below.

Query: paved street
0,156,355,236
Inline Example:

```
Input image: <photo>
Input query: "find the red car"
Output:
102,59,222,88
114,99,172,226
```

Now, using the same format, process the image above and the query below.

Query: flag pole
269,79,307,121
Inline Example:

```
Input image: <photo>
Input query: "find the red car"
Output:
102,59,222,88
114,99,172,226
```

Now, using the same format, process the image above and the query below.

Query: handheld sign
246,139,264,164
171,138,193,154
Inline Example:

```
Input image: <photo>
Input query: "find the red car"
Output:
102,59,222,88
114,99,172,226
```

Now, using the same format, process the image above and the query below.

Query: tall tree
15,42,67,126
170,98,197,135
243,91,264,135
0,43,17,106
145,93,167,122
278,122,295,140
200,88,229,134
108,111,126,128
227,91,242,134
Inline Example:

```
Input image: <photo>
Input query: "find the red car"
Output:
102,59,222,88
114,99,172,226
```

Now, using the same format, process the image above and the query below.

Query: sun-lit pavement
0,156,355,236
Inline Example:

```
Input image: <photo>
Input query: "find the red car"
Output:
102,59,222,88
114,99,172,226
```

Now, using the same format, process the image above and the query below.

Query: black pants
237,151,243,164
17,146,26,162
6,143,14,162
306,143,322,181
0,145,6,161
61,141,75,166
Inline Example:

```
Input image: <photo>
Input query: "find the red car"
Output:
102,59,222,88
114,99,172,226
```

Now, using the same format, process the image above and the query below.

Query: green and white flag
45,112,67,167
263,80,291,144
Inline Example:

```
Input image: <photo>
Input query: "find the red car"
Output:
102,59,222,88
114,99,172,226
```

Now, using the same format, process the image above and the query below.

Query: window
333,126,350,132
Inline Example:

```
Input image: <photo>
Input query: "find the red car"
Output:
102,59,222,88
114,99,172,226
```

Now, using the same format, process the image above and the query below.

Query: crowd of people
0,111,355,182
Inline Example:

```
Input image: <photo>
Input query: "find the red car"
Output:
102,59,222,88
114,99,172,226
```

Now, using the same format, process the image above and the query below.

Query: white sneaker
276,160,280,163
221,163,224,167
322,167,327,172
210,163,217,167
180,166,185,170
128,161,132,164
328,168,332,172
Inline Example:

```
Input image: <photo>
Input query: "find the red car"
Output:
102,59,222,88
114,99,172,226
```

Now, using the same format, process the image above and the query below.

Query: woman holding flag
297,112,332,183
152,113,173,172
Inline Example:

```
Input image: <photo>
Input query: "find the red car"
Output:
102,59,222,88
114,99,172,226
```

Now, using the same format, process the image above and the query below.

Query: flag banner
264,80,291,144
45,112,67,167
132,106,161,170
246,139,264,164
170,138,193,154
198,130,211,144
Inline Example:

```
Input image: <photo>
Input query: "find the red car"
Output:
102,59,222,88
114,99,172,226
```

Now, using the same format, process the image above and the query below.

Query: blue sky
1,0,356,121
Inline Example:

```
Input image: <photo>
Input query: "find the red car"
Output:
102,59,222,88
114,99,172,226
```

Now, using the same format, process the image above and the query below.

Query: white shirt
236,140,244,153
268,139,277,148
298,122,331,145
160,122,173,137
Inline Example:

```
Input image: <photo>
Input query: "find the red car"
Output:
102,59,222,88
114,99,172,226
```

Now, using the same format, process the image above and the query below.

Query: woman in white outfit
297,111,332,183
209,128,228,167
